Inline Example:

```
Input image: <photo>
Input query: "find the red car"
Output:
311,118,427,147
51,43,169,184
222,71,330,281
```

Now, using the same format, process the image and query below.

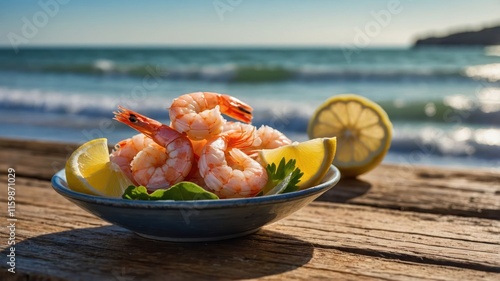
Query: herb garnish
260,158,303,196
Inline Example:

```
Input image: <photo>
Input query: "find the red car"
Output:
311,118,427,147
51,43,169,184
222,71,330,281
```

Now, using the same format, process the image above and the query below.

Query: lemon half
65,138,133,198
308,94,392,177
258,137,337,189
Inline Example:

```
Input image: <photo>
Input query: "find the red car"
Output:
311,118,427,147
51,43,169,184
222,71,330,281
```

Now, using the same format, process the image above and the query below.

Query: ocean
1,47,499,170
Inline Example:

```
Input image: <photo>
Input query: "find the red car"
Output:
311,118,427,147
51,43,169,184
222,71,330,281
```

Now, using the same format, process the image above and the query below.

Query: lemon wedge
258,137,337,189
307,94,392,177
65,138,133,198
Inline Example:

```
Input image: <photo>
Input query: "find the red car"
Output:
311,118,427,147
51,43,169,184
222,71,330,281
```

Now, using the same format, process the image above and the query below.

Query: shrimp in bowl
169,92,253,141
198,122,268,198
113,106,194,191
56,91,342,244
109,94,294,198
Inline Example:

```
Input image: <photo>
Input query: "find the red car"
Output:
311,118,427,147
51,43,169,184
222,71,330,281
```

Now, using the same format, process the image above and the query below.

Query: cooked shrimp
232,124,291,158
254,125,292,149
198,130,268,199
169,92,253,141
189,121,259,158
222,122,261,148
114,106,194,191
109,133,155,184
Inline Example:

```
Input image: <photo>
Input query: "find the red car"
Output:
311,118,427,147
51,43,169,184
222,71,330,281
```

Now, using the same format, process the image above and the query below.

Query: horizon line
0,43,420,50
0,44,491,50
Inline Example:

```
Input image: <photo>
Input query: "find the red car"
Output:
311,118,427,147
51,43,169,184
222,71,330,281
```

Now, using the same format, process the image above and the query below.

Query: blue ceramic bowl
51,165,340,242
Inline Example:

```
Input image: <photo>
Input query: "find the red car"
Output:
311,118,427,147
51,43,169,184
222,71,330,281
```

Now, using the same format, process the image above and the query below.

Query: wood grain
0,138,499,280
321,165,500,219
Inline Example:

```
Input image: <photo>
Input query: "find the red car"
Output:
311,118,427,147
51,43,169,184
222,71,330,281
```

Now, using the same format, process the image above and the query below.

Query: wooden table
1,138,499,280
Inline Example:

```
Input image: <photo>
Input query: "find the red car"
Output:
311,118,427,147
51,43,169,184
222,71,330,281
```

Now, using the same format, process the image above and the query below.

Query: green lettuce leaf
122,182,219,201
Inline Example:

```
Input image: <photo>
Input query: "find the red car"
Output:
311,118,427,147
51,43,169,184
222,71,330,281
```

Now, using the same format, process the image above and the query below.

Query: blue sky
0,0,499,47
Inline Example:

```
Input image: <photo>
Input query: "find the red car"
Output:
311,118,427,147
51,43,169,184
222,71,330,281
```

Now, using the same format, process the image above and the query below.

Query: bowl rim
51,165,340,209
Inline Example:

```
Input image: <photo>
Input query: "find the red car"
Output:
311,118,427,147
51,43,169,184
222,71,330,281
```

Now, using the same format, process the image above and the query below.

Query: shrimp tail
217,94,253,123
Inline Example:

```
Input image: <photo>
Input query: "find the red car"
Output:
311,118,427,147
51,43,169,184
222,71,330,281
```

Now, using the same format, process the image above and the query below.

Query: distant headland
414,25,500,47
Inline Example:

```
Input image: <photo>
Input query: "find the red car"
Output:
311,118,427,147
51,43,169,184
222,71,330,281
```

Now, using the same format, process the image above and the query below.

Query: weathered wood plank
1,138,498,219
0,176,498,280
275,202,499,270
320,165,500,219
0,138,89,181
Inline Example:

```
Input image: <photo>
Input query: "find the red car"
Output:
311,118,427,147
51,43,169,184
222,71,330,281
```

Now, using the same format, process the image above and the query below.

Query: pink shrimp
254,125,292,149
222,122,261,148
114,106,194,191
198,125,267,198
232,124,291,158
169,92,253,141
109,133,155,185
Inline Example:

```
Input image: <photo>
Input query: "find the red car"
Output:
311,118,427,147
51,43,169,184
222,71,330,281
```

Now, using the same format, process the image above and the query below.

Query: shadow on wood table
318,178,372,203
1,226,313,280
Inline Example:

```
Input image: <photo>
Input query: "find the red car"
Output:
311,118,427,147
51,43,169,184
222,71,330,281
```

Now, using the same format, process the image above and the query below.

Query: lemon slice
65,138,133,198
258,137,337,189
307,94,392,177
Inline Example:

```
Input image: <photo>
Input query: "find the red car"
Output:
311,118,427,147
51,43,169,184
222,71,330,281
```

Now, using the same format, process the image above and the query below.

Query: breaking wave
1,87,499,160
3,60,500,83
